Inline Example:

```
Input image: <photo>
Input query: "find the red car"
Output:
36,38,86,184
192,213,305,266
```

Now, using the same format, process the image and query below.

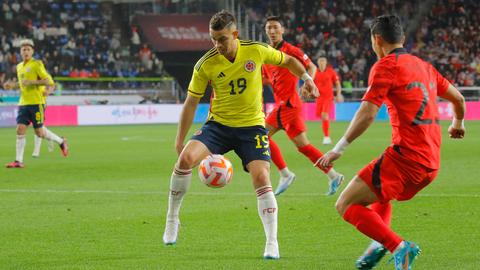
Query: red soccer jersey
362,48,450,169
262,41,311,107
314,66,339,100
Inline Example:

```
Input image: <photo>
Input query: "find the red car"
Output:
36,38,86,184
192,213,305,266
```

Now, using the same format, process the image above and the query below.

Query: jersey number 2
406,81,433,125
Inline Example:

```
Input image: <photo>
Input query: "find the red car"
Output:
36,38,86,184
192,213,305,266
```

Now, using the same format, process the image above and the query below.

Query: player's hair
370,15,404,44
265,16,283,26
209,10,236,31
20,39,35,48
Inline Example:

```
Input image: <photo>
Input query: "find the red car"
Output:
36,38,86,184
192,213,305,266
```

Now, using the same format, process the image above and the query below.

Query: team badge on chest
244,60,256,72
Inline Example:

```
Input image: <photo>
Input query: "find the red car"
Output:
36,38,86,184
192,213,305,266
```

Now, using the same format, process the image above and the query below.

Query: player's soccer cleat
274,173,296,196
326,174,344,196
263,241,280,260
32,153,40,158
47,139,55,152
390,241,421,270
323,136,332,145
5,160,25,168
59,137,69,157
163,219,180,245
355,244,388,269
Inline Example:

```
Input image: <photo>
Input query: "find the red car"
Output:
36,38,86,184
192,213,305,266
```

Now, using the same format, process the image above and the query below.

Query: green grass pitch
0,121,479,269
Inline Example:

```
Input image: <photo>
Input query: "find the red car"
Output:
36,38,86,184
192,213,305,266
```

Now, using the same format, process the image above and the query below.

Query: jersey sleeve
288,46,311,68
432,65,450,96
187,66,209,98
258,44,284,66
362,61,395,107
331,69,339,83
36,61,54,85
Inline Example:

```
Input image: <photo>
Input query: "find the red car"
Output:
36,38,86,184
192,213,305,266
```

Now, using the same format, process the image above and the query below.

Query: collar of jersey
220,40,240,64
388,47,407,55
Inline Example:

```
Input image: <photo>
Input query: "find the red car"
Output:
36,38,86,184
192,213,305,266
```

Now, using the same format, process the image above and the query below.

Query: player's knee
177,152,196,169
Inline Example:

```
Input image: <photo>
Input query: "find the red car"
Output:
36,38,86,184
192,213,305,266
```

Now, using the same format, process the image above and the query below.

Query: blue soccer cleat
390,241,421,270
274,173,296,196
355,244,388,269
326,174,344,196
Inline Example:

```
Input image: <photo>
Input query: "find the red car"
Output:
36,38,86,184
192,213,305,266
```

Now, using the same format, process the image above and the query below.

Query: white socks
256,186,278,244
33,134,42,156
43,127,63,144
279,168,292,178
16,135,26,163
166,167,192,222
327,168,339,180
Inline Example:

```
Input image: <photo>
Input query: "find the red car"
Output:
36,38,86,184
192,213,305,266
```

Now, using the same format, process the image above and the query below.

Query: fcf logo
263,208,277,214
244,60,256,72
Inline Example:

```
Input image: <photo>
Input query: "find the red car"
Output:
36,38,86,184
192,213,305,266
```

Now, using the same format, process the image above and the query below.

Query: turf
0,121,479,269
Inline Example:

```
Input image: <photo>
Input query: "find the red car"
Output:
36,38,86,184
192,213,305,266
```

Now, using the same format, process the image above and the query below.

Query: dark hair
370,15,404,43
210,10,236,31
265,16,283,26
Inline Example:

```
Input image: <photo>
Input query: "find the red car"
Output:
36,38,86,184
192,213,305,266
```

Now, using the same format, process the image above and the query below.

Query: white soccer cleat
323,137,332,145
32,153,40,158
163,219,180,245
47,139,55,152
274,173,296,196
263,241,280,260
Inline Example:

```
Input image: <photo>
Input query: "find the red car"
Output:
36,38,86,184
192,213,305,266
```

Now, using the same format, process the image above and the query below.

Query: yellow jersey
16,58,54,105
188,40,284,127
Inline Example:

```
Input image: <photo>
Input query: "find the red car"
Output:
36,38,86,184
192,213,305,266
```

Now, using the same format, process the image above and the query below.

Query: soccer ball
198,154,233,188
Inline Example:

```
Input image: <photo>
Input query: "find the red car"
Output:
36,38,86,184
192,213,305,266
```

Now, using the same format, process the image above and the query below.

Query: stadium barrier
1,102,479,128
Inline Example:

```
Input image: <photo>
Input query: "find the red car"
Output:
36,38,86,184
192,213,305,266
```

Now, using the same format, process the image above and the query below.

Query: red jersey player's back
362,48,450,169
263,41,311,107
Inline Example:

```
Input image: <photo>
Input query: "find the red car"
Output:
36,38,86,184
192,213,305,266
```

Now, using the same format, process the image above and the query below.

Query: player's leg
33,105,68,157
32,128,43,158
6,105,29,168
355,201,391,269
247,160,279,259
235,126,279,259
265,123,295,196
321,111,332,145
163,139,211,245
291,131,343,195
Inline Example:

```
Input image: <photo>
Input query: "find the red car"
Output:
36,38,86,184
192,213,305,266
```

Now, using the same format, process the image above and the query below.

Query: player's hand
317,150,342,168
448,125,465,139
3,81,14,90
335,93,344,103
44,85,55,96
300,79,319,98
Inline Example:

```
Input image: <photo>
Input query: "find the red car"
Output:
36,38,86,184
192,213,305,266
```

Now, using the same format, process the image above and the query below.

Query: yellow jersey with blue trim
16,58,54,105
188,39,285,127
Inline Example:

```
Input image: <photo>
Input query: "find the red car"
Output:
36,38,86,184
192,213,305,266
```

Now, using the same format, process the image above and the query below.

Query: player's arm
278,54,318,98
440,84,466,138
175,94,201,155
307,61,317,79
334,79,344,102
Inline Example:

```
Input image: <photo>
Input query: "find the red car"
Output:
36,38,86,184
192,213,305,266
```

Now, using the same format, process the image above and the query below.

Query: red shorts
358,146,438,203
316,97,333,116
265,105,306,139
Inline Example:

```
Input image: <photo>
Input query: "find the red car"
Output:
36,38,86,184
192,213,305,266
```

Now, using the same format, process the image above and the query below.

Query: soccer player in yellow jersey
3,39,68,168
162,11,318,259
32,88,55,157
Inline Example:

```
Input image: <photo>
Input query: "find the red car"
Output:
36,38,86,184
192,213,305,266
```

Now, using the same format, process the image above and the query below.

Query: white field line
0,189,479,198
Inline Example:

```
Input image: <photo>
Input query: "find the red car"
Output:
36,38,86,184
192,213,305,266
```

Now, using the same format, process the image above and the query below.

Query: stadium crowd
244,0,480,88
0,0,165,86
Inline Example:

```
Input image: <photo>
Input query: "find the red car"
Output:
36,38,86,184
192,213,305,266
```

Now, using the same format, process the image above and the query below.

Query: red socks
343,204,402,252
322,120,330,137
269,137,286,170
297,144,331,173
371,202,392,226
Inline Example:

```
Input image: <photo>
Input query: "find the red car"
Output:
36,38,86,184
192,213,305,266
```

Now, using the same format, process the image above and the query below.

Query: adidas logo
217,72,226,78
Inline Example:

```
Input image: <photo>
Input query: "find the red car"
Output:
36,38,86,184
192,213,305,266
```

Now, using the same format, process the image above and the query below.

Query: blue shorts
17,104,45,128
191,121,271,171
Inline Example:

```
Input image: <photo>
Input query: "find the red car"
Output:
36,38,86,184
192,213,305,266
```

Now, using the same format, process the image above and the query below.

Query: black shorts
17,104,45,128
191,121,271,171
